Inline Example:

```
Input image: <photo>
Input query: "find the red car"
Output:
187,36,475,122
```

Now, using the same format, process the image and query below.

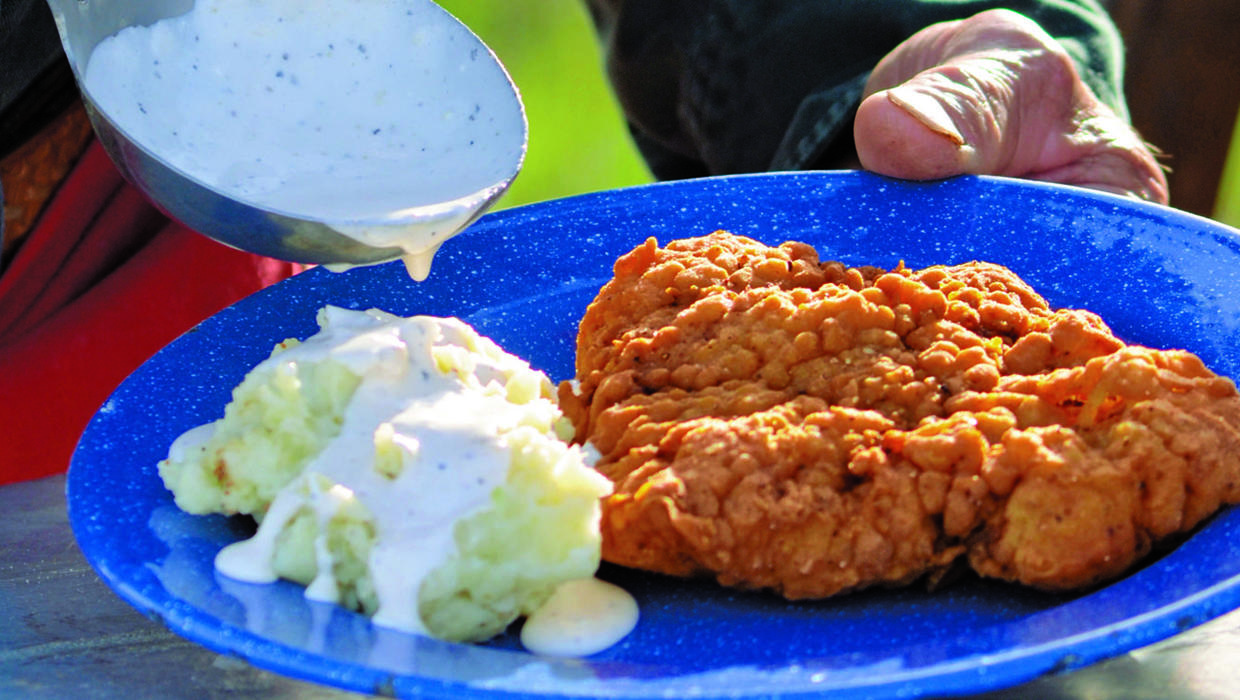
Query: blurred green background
434,0,653,209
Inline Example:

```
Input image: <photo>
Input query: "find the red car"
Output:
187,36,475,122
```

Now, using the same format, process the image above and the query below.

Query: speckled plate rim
68,170,1240,699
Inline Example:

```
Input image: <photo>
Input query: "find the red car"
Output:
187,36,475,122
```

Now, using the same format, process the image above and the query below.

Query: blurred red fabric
0,141,304,484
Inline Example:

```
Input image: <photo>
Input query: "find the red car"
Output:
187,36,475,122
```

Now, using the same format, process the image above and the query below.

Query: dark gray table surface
4,473,1239,700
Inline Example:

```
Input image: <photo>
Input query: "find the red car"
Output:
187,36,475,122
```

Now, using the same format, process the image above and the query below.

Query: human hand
853,9,1168,203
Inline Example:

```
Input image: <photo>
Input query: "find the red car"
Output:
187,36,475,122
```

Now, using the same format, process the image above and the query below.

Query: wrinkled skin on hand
854,9,1168,203
560,231,1240,598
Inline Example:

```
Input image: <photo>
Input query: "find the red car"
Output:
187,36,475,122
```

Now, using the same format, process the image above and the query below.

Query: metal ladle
45,0,527,278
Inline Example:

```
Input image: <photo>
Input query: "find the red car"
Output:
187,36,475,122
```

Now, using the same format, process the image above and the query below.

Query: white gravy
520,578,639,657
83,0,524,279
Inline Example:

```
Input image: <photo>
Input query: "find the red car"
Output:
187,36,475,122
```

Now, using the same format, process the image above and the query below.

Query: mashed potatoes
159,306,612,642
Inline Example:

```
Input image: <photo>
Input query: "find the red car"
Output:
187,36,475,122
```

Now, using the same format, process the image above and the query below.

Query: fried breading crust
559,231,1240,597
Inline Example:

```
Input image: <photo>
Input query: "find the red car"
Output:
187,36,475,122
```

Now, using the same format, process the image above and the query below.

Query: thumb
852,9,1166,203
853,67,987,180
854,9,1062,180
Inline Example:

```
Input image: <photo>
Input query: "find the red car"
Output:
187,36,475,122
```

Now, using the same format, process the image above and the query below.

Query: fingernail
886,86,966,147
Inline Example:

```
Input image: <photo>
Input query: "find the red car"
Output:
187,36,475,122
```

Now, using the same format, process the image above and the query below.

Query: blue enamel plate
69,172,1240,699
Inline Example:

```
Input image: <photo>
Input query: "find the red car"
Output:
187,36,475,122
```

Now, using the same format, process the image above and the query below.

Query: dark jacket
0,0,76,159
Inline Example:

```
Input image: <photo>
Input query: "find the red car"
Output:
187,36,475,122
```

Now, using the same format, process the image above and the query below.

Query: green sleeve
584,0,1126,179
